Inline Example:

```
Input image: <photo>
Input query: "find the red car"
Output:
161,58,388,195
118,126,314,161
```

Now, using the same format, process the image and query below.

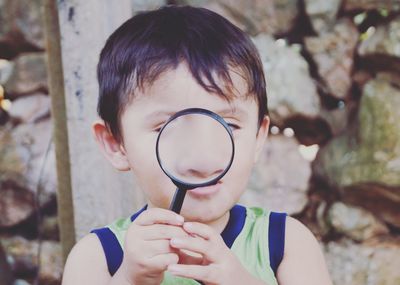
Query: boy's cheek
233,139,257,161
124,142,156,163
142,182,178,209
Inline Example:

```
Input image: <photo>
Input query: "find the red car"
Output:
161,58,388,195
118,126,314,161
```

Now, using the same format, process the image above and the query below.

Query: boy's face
114,64,268,223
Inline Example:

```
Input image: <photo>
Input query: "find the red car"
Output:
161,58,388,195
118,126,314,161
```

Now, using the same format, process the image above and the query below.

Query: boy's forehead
134,64,250,104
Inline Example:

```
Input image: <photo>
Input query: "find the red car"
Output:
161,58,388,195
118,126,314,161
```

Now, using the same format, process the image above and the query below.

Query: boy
62,5,332,285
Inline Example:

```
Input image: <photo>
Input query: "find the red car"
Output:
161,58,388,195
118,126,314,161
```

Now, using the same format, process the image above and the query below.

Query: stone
0,59,14,85
13,280,30,285
343,0,400,12
352,70,373,90
313,75,400,227
375,72,400,89
0,118,57,210
359,16,400,59
0,184,35,227
0,0,5,37
327,202,389,241
305,19,359,99
7,93,51,123
324,238,400,285
0,0,44,49
181,0,246,33
1,237,37,276
343,184,400,230
131,0,166,13
304,0,341,33
284,115,332,146
315,201,330,237
0,241,13,285
2,237,62,284
38,241,62,285
182,0,299,36
241,135,310,215
252,34,321,126
0,109,9,125
40,216,60,241
320,104,350,137
3,53,47,97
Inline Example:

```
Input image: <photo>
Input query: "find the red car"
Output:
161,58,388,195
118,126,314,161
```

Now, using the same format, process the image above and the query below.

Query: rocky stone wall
0,0,61,284
1,0,399,284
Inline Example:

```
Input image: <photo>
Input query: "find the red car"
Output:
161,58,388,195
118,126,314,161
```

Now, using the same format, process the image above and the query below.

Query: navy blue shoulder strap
268,211,287,276
91,227,123,276
91,205,147,276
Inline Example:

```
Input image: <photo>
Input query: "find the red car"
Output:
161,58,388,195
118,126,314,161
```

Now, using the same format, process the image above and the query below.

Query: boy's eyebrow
214,106,247,118
146,107,247,121
146,110,175,120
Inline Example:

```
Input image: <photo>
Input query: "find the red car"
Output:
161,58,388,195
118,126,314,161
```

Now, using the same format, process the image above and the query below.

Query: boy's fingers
134,208,184,226
148,253,179,271
170,236,218,262
124,239,171,259
146,240,174,257
168,264,218,283
183,222,217,240
141,224,189,240
177,250,204,265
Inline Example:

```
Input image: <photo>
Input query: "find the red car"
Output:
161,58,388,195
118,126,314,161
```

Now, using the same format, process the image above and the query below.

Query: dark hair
97,5,268,142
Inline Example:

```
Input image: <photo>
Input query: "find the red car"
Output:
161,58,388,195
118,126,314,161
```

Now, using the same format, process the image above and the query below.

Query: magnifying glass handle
169,188,187,214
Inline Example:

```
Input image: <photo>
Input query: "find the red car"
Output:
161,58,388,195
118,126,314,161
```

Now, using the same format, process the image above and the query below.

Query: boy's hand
168,222,265,285
119,208,188,285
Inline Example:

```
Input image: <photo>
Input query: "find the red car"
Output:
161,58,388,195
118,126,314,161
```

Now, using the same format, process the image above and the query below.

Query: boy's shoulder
284,215,321,256
276,216,333,284
62,233,110,283
62,211,140,283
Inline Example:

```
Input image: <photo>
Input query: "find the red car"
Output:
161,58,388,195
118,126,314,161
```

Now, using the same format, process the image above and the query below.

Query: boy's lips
188,181,222,198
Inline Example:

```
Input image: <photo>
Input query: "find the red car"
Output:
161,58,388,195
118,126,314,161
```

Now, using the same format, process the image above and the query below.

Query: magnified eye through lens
156,108,234,188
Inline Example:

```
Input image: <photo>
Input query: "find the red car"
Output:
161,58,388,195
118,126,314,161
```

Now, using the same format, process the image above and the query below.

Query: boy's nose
173,122,232,183
174,147,226,184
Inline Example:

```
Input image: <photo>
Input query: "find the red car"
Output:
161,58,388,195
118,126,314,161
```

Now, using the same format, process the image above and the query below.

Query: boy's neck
203,210,230,234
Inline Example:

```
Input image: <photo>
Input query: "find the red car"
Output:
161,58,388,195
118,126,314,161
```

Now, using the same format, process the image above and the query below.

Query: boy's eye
227,123,240,131
153,122,240,132
152,119,169,133
155,127,165,133
153,124,164,133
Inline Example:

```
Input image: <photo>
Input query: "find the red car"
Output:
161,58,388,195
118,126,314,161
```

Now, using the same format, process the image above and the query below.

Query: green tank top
95,205,283,285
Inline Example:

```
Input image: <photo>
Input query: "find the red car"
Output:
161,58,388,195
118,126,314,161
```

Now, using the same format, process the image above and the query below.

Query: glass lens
157,112,233,185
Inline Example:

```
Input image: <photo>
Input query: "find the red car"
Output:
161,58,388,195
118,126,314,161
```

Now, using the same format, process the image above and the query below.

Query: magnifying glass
156,108,235,214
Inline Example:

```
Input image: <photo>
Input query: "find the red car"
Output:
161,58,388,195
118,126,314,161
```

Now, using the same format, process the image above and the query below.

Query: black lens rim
155,107,235,190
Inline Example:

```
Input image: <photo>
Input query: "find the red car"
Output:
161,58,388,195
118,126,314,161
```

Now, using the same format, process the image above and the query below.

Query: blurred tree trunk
43,0,76,264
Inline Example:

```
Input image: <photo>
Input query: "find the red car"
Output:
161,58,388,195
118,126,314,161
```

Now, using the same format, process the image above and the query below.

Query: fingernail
176,215,184,223
170,238,182,246
168,264,181,274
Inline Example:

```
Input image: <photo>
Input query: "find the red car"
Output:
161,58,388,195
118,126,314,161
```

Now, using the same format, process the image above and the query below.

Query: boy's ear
254,116,270,163
92,120,131,171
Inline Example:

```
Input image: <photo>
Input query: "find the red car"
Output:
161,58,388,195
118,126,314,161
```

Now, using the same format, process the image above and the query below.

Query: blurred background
0,0,400,284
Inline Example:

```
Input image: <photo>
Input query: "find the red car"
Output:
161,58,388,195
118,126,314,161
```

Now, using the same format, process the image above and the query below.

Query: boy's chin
180,202,231,223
